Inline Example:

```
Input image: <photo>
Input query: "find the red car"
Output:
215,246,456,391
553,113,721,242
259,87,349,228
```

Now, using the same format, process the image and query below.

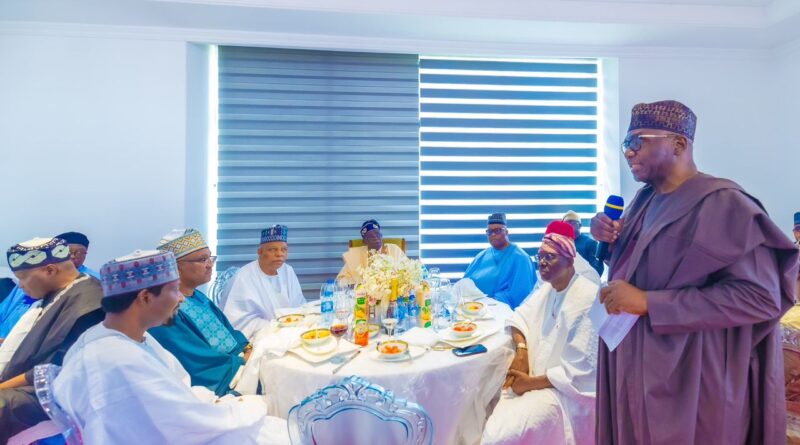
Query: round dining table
259,303,514,445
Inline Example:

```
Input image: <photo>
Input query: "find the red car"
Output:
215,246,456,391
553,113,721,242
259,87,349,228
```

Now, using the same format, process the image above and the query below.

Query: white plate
289,339,360,364
457,305,491,320
439,327,483,342
367,345,427,362
436,324,501,347
301,338,337,355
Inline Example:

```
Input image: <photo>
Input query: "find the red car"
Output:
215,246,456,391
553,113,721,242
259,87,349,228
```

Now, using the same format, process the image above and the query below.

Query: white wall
1,30,797,270
0,34,188,269
616,52,799,234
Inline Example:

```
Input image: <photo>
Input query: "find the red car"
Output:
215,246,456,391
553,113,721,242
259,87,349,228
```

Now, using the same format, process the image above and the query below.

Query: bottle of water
320,279,335,327
395,296,408,334
408,292,419,330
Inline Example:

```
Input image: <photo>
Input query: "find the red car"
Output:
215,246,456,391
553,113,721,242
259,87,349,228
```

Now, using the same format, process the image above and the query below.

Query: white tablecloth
259,303,514,445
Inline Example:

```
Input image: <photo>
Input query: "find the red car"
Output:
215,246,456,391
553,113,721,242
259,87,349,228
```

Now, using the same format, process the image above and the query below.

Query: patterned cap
628,100,697,140
795,212,800,227
562,210,580,223
540,221,577,259
360,220,380,237
488,213,507,226
261,225,288,244
7,237,71,272
56,232,90,248
157,229,208,259
101,250,179,297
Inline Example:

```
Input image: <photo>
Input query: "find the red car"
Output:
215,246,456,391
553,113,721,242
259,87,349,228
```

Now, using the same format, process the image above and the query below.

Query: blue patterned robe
149,290,248,396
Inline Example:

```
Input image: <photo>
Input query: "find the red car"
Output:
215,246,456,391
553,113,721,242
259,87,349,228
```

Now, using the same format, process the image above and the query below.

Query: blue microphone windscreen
603,195,625,220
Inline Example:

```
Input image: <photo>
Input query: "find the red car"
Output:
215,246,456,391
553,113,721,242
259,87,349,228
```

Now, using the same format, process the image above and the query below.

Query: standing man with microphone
591,100,798,444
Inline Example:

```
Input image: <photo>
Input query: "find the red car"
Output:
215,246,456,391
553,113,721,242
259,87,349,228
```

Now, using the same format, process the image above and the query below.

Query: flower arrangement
358,252,424,316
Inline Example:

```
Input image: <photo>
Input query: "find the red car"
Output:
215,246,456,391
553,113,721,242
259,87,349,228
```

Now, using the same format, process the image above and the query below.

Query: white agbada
223,261,306,338
53,323,289,445
482,274,599,445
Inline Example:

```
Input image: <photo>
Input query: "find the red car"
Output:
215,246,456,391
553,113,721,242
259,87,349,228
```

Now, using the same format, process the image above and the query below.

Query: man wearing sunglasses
461,213,535,309
591,100,798,444
149,229,252,396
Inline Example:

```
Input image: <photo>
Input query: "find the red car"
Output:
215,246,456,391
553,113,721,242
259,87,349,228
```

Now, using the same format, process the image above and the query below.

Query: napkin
234,325,303,394
255,324,303,357
399,327,440,347
452,278,486,300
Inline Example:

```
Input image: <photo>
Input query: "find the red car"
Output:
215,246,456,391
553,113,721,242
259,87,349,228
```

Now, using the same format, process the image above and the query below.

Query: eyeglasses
621,134,675,153
180,255,217,264
69,249,87,258
534,252,558,263
485,228,507,236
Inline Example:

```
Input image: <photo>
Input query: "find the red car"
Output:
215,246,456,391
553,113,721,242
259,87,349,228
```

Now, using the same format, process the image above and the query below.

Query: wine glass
428,267,441,291
329,315,349,364
441,288,458,324
382,317,399,341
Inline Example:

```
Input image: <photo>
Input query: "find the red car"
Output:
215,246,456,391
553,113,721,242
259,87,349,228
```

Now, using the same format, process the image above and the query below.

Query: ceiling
1,0,798,52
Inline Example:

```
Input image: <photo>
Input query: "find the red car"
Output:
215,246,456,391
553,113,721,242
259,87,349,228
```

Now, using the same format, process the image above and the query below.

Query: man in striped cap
53,250,290,445
0,237,103,443
483,221,598,445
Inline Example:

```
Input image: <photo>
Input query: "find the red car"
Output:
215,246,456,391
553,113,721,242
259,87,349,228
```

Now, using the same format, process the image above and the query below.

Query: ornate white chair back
288,375,433,445
210,266,239,308
34,363,83,445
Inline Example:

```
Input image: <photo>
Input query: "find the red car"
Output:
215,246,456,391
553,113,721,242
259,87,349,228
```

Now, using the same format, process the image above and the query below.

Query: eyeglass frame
178,255,217,264
485,227,508,236
621,134,678,153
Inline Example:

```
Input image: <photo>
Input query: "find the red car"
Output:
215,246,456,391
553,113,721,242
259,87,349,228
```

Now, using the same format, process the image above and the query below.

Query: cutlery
331,349,361,374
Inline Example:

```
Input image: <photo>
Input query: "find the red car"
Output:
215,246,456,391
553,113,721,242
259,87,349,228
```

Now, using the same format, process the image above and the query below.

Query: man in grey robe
0,237,104,443
591,100,798,444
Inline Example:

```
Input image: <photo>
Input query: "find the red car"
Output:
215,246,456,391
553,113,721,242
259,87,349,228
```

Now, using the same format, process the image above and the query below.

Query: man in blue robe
56,231,100,279
149,229,251,396
462,213,536,309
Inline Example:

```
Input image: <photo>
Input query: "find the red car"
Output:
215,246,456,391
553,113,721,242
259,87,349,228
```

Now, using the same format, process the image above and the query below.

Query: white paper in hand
589,297,639,352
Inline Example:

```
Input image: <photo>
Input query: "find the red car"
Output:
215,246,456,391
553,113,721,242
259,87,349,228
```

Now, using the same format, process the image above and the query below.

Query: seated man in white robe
223,225,306,338
53,250,289,445
482,221,599,445
337,219,407,285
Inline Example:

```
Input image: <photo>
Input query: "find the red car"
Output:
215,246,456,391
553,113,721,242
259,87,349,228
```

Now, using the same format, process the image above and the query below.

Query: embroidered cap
7,237,71,272
100,250,179,297
487,213,507,226
157,229,208,259
627,100,697,140
360,220,380,237
261,225,288,244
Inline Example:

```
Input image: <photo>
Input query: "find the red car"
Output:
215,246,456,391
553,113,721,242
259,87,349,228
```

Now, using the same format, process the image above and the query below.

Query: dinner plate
366,345,427,362
301,337,337,355
438,327,483,343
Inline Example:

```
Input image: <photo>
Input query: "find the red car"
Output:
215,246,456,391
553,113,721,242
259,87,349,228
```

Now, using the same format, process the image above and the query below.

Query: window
418,57,600,279
215,46,420,298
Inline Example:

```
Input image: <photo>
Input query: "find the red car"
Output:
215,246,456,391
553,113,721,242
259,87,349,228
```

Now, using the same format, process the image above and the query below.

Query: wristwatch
243,343,253,354
516,342,528,350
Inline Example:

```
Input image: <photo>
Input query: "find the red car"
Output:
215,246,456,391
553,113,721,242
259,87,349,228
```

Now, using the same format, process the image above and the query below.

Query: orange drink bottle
354,284,369,346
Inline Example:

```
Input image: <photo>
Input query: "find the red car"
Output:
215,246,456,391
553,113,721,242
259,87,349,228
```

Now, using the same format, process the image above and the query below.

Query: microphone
595,195,625,262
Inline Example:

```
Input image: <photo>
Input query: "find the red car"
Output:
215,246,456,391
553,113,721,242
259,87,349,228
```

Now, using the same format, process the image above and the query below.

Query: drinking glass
382,317,399,340
329,315,349,364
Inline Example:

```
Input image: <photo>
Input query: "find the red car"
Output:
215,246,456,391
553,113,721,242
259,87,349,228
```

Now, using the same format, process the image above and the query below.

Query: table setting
255,264,515,445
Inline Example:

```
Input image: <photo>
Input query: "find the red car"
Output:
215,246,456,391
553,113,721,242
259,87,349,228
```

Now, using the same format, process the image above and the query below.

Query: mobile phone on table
452,344,487,357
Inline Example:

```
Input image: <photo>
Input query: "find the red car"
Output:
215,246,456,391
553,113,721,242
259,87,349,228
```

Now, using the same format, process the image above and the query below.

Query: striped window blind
419,57,600,279
216,46,420,298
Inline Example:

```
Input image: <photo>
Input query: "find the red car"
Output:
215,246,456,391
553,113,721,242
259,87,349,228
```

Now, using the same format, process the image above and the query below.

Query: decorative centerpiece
358,252,424,321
